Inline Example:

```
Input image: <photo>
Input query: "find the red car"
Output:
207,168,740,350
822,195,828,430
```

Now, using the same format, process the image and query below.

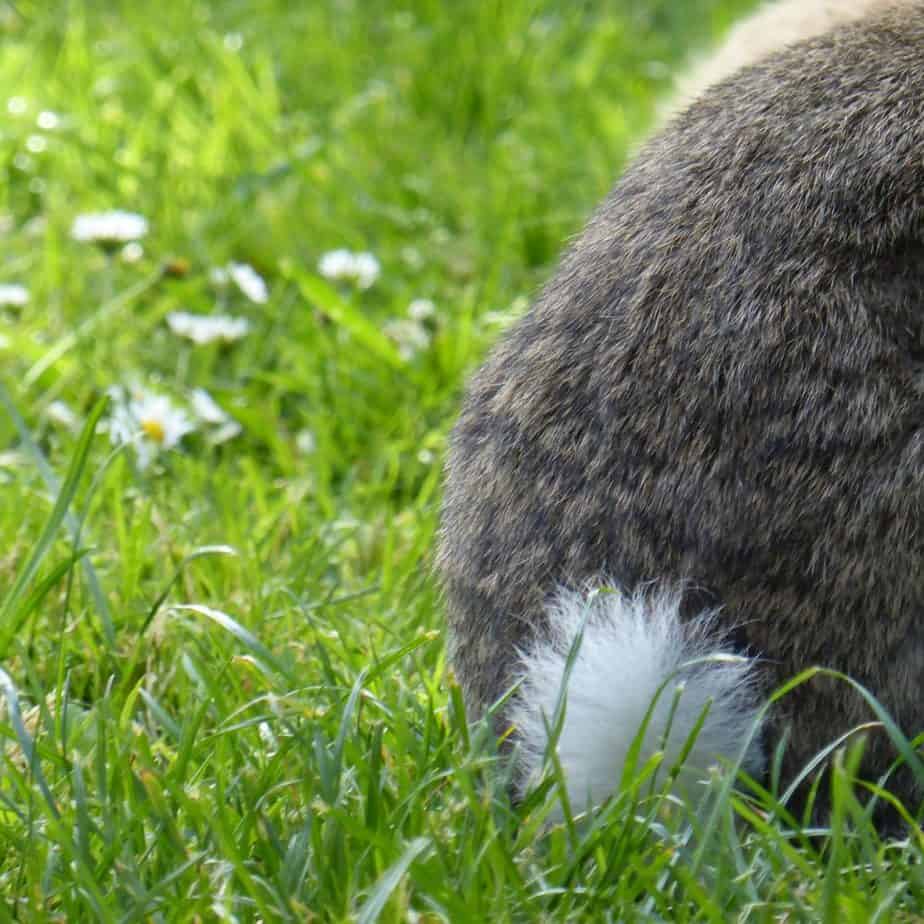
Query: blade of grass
280,259,408,372
23,268,163,388
0,384,115,644
0,395,107,654
357,836,430,924
0,668,59,819
171,603,290,680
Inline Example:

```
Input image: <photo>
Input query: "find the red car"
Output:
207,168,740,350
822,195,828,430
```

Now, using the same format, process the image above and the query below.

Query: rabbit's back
438,5,924,794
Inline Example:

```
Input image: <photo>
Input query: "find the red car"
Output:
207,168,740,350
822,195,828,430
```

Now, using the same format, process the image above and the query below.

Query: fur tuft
508,583,764,810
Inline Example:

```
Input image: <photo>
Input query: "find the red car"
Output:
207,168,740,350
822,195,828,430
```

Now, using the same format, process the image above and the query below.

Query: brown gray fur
438,4,924,806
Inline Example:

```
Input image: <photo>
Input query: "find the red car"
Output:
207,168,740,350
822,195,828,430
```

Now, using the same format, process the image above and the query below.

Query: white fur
508,583,764,811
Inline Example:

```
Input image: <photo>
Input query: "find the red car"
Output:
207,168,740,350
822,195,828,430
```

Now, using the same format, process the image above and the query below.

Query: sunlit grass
2,0,923,920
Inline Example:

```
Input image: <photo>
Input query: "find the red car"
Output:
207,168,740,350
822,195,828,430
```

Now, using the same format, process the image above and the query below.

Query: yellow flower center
141,418,165,444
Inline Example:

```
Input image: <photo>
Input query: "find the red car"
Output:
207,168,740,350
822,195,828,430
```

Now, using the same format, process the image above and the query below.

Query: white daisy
107,385,195,470
407,298,435,321
317,249,354,280
295,429,316,454
166,311,251,345
208,420,241,446
318,249,380,289
71,210,148,245
0,284,29,307
228,262,269,304
190,387,242,445
120,241,144,263
382,318,430,361
190,388,227,424
36,110,61,131
352,252,380,289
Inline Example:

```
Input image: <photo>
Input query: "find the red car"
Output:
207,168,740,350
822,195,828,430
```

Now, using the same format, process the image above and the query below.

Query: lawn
2,0,923,920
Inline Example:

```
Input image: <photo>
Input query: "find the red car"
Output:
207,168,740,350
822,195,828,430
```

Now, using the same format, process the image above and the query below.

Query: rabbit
437,1,924,815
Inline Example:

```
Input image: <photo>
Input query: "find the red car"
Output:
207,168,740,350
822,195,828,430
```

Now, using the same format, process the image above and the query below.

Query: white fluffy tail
508,583,764,811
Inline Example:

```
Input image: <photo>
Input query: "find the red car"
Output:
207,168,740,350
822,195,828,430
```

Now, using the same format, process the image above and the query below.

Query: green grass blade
357,837,430,924
0,668,59,819
0,395,107,654
171,603,290,680
280,259,408,371
23,269,163,388
0,384,116,645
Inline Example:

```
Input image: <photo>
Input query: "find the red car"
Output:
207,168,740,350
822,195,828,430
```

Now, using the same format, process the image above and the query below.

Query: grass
1,0,923,919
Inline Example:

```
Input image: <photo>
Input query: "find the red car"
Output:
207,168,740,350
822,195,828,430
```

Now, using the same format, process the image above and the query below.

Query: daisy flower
317,249,353,280
295,429,316,455
189,388,227,425
407,298,435,321
120,241,144,263
166,311,251,345
0,284,29,307
383,318,430,361
228,262,269,304
318,249,380,289
350,252,380,289
190,388,242,445
71,210,148,245
107,385,195,470
36,110,61,131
